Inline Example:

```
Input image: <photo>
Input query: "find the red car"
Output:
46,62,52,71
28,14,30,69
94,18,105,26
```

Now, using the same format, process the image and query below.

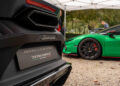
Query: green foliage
66,9,120,34
66,33,81,40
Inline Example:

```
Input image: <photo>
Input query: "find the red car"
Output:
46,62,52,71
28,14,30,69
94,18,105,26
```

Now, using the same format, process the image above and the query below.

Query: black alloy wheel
78,38,102,60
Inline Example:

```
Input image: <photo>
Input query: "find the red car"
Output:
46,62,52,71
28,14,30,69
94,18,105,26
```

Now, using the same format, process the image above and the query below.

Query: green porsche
63,25,120,60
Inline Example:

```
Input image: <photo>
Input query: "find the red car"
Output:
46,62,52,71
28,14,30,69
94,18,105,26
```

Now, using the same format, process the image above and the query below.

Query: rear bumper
30,63,71,86
0,60,71,86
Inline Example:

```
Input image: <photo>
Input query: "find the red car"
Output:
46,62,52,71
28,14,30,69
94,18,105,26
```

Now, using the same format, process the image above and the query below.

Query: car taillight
26,0,56,12
57,25,61,32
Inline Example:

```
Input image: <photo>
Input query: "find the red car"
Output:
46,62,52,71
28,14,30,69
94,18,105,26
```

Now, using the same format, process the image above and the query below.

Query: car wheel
78,38,102,60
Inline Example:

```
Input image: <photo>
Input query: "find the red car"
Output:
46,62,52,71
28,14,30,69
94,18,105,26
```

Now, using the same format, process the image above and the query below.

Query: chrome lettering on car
32,52,51,60
41,35,56,40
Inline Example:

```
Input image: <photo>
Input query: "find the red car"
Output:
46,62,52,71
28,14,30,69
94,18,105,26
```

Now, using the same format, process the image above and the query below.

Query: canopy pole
64,5,67,40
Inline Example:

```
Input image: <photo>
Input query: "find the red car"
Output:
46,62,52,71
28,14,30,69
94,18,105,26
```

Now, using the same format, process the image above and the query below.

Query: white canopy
44,0,120,11
43,0,120,39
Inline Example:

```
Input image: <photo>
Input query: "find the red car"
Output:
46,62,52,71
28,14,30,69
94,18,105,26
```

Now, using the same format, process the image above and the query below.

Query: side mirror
107,30,116,38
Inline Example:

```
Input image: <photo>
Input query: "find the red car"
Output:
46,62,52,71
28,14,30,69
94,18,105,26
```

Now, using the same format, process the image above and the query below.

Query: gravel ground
63,55,120,86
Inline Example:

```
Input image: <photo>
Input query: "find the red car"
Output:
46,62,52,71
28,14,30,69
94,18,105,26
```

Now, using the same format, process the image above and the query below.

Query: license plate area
16,44,60,70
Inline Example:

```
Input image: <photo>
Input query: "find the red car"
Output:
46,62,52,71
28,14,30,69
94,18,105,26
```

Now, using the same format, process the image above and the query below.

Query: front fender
73,34,106,56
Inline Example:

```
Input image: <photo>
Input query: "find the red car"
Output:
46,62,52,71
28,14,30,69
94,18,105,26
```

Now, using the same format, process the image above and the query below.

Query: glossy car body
63,25,120,58
0,0,71,86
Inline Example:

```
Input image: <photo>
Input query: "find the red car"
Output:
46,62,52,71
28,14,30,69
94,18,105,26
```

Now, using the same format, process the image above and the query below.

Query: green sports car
63,25,120,60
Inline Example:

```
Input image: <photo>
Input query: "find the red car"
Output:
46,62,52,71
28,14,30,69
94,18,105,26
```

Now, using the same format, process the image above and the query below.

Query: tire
78,38,102,60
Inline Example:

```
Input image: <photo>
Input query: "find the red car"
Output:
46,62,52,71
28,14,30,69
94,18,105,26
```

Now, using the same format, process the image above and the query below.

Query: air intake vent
29,10,58,28
15,9,58,30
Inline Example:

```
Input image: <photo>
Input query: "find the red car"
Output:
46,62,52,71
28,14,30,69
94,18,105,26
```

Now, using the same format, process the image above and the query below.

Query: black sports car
90,28,104,34
0,0,71,86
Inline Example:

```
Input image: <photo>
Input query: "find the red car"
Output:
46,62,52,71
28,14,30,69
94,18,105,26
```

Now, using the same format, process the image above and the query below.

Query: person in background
101,21,109,29
57,10,65,36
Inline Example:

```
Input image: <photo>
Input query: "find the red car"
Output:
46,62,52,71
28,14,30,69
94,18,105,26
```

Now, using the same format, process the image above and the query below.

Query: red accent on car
63,53,78,57
26,0,56,12
57,25,61,32
93,43,98,51
46,84,50,86
68,54,78,56
107,30,116,33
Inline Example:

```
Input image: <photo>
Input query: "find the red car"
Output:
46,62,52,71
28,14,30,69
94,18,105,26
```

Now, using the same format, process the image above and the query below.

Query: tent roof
44,0,120,11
